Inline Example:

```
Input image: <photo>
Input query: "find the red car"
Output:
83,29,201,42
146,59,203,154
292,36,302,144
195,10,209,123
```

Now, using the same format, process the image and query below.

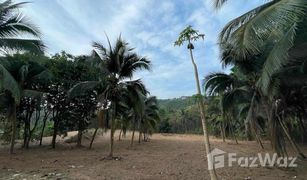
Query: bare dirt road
0,131,306,179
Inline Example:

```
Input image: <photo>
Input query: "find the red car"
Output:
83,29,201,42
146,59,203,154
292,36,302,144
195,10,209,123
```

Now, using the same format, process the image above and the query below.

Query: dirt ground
0,131,307,180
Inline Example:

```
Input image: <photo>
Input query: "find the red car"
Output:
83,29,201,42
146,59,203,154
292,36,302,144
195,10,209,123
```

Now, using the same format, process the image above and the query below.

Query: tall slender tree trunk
220,124,225,142
263,100,284,156
39,112,49,146
138,131,141,144
51,120,59,149
251,123,264,149
23,110,31,148
278,115,306,159
247,93,264,149
25,124,30,149
9,101,17,155
298,115,307,144
26,111,40,149
23,120,29,148
222,121,226,142
77,130,83,147
108,104,116,158
131,124,136,147
188,45,218,180
229,122,238,145
138,118,142,144
118,129,122,141
245,120,252,141
89,128,98,149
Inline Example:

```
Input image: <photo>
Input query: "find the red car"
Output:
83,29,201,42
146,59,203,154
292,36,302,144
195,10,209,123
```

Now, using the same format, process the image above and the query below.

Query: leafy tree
45,52,100,148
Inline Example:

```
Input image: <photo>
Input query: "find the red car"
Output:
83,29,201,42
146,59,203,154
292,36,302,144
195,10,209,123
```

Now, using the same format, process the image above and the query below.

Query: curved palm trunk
189,46,218,180
251,123,264,149
9,101,17,154
278,115,306,159
247,93,264,149
263,99,284,156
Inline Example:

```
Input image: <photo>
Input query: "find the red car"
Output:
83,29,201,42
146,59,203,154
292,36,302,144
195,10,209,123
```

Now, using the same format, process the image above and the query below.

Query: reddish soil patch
0,131,306,179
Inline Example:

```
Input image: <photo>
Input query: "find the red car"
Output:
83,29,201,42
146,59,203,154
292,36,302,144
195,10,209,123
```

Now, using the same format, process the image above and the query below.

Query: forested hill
158,96,198,110
157,95,202,134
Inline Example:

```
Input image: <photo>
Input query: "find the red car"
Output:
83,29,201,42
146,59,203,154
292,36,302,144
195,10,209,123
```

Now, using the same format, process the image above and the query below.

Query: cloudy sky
19,0,264,99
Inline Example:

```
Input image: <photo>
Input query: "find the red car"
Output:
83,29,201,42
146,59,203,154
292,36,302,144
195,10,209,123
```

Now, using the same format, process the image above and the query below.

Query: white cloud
18,0,265,98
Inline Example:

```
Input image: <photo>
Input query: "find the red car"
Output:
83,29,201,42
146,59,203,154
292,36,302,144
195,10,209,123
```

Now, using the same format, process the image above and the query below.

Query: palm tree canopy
93,36,151,81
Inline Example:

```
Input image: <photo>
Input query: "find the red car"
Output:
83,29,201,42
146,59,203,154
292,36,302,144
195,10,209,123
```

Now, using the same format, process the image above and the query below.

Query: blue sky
19,0,264,99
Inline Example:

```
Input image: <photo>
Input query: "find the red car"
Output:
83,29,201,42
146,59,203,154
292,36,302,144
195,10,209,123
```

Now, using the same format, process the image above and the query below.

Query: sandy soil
0,131,306,180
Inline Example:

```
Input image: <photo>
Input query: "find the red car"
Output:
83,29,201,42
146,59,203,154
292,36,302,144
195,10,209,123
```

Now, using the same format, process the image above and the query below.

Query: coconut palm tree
205,46,307,157
138,96,160,142
0,0,44,53
0,55,51,154
69,36,151,158
204,70,264,145
175,26,218,180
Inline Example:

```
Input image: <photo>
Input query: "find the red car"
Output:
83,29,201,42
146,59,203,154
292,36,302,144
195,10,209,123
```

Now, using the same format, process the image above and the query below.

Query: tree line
204,0,307,159
0,1,160,158
173,1,307,179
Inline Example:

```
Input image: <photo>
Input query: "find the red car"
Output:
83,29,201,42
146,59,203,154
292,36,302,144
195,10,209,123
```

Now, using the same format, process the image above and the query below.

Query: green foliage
204,0,307,155
157,96,203,134
174,25,204,47
158,96,198,110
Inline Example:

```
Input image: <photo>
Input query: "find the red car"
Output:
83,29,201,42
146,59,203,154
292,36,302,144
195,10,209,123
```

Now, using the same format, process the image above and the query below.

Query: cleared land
0,131,306,180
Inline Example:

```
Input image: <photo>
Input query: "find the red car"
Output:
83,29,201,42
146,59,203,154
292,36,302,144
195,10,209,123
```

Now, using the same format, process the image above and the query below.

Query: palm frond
0,38,45,54
92,42,107,59
0,1,44,53
203,72,234,95
119,56,151,79
211,0,229,9
219,1,274,43
0,14,41,38
0,63,20,103
22,89,43,99
0,1,28,21
29,69,53,83
68,81,100,98
223,0,307,58
257,23,297,94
